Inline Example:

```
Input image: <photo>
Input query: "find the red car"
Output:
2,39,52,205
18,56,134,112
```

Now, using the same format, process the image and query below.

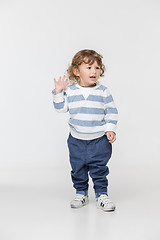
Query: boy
52,49,118,211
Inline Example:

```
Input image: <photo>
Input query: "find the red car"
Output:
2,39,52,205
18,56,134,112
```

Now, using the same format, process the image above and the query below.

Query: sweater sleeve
51,89,69,113
103,87,118,134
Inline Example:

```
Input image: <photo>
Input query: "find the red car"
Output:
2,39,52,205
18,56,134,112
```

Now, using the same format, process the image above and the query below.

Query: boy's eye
87,66,100,69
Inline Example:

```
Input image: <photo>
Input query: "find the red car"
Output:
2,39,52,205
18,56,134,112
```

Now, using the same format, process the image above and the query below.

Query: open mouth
90,76,96,78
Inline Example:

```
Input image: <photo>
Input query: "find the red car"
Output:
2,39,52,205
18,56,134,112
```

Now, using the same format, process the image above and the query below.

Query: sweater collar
75,82,100,89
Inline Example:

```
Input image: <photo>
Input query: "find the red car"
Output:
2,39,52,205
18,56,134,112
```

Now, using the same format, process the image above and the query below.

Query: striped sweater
52,82,118,140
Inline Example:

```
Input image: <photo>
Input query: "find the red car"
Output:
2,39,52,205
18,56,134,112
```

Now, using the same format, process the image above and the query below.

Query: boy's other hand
54,75,69,94
106,132,116,143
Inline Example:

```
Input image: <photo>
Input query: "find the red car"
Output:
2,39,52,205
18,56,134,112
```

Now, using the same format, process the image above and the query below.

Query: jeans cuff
76,190,88,196
95,192,108,198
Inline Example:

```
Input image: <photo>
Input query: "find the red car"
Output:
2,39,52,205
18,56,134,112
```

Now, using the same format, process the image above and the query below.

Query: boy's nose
92,69,96,74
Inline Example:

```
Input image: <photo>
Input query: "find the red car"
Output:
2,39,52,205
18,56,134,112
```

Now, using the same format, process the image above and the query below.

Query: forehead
81,60,99,66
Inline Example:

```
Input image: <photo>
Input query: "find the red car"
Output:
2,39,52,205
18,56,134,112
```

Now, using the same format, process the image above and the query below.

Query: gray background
0,0,160,239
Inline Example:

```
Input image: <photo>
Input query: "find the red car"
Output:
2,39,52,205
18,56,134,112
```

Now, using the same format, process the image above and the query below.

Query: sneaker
70,194,89,208
96,194,116,212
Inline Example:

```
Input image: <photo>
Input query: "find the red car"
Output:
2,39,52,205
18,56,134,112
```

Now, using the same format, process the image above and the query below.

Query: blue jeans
67,133,112,198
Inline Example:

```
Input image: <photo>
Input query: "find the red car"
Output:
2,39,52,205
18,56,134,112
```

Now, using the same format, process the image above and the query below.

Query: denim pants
67,133,112,198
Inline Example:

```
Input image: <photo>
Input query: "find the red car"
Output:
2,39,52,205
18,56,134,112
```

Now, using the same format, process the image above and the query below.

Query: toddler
52,49,118,212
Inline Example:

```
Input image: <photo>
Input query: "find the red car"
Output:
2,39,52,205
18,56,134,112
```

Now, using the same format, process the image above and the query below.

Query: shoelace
74,194,86,201
98,194,112,205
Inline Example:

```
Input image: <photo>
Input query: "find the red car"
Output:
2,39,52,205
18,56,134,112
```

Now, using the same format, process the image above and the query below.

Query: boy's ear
73,67,80,76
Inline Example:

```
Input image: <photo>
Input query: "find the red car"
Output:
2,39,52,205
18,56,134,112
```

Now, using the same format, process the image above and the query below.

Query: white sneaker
70,194,89,208
96,194,116,211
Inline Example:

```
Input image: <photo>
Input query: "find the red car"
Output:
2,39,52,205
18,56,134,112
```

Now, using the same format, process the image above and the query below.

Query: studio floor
0,165,159,240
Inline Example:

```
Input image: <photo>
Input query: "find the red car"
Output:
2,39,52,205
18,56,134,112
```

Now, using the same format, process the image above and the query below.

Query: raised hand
54,75,69,94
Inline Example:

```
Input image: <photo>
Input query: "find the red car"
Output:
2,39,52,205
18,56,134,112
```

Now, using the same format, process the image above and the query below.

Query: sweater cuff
104,123,117,134
51,89,64,102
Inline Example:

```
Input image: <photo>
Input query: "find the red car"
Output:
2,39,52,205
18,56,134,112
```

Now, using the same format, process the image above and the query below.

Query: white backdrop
0,0,160,183
0,1,160,239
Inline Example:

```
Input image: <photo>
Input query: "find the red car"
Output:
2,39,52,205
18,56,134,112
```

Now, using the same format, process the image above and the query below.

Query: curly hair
65,49,106,85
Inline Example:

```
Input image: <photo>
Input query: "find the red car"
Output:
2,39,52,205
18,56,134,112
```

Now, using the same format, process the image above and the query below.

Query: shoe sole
96,205,116,212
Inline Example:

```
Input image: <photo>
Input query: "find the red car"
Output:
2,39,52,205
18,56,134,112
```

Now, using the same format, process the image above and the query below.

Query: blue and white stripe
52,83,118,140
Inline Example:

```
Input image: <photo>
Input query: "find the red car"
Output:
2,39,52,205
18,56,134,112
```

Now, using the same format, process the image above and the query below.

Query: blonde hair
65,49,106,85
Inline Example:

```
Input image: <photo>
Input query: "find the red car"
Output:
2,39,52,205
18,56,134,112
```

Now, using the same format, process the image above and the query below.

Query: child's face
75,60,101,87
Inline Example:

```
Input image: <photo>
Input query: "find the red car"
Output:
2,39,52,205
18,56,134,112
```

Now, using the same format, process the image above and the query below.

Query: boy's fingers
64,77,69,84
110,136,116,143
55,75,68,84
107,133,112,139
106,132,110,138
106,132,116,143
54,78,57,85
